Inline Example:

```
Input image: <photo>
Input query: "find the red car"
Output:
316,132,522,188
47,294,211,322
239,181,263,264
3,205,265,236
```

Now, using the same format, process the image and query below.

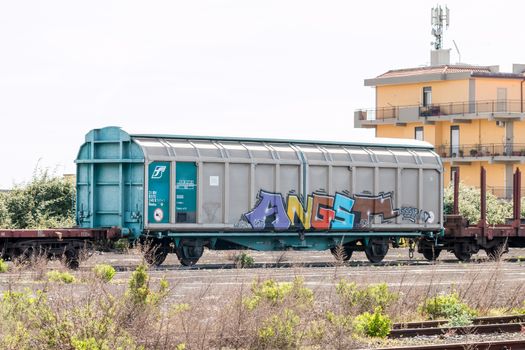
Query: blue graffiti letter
244,190,291,230
331,193,355,229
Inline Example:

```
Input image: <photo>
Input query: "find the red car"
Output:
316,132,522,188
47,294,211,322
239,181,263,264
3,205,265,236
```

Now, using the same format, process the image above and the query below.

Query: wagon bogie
417,238,442,261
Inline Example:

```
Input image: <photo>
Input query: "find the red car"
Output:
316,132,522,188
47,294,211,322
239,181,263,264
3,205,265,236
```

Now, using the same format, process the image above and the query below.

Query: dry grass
0,255,524,349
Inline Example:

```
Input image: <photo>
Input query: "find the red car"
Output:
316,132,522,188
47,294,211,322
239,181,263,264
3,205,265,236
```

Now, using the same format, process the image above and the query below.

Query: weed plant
419,292,477,324
93,264,116,282
0,259,7,273
232,251,255,268
353,308,392,338
46,270,75,284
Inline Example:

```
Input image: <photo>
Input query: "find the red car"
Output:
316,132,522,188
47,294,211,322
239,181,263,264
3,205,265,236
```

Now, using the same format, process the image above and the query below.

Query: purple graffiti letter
244,190,291,230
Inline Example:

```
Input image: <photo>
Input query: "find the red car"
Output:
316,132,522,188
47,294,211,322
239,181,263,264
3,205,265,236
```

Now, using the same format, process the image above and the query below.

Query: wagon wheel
144,244,169,266
364,238,389,263
330,246,353,261
63,248,80,270
422,247,441,261
177,241,204,266
453,248,472,262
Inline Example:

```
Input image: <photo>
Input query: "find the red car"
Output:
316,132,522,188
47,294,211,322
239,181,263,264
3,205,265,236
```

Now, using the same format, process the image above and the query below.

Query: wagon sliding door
147,161,170,224
175,162,197,223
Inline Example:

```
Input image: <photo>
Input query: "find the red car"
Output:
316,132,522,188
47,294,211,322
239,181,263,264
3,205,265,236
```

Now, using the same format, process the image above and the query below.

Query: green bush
233,251,255,268
112,239,129,252
444,182,512,225
258,308,302,348
93,264,116,282
336,280,398,314
0,258,8,273
244,277,314,310
0,288,142,350
0,289,55,348
126,263,169,306
353,308,392,338
419,292,476,326
47,270,75,284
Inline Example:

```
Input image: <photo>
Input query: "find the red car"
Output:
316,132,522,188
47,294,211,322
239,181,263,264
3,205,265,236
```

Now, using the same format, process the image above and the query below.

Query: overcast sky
0,0,524,188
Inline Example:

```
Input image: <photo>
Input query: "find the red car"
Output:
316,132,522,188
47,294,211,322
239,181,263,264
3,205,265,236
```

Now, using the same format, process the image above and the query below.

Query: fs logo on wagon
151,165,167,179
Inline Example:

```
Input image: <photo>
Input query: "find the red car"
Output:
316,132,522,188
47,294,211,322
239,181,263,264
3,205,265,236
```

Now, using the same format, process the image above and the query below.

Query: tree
0,193,11,228
3,168,75,229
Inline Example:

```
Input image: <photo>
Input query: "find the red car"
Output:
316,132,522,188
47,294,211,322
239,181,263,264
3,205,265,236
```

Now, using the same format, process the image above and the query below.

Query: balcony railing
357,99,525,121
436,143,525,158
488,187,525,200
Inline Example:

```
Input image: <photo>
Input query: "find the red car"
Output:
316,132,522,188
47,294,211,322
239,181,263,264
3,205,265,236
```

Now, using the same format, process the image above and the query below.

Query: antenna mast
431,5,449,50
452,39,461,63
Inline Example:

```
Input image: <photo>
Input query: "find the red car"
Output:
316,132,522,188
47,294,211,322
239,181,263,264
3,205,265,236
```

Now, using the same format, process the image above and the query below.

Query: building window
450,125,460,157
451,166,459,181
497,87,507,112
414,127,424,141
423,86,432,107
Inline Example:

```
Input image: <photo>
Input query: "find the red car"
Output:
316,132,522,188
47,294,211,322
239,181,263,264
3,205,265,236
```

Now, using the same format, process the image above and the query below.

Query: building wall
512,121,525,145
474,77,523,101
376,123,423,139
376,80,469,108
437,120,504,147
443,162,506,188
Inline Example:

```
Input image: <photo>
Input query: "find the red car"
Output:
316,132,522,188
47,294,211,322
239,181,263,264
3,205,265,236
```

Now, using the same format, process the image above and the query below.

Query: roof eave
131,134,434,150
365,72,474,86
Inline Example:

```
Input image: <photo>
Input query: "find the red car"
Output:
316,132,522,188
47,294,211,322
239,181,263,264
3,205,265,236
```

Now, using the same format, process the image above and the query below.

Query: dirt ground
3,247,525,302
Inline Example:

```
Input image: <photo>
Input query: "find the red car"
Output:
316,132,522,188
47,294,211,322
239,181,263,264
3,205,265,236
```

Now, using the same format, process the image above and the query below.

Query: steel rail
393,314,525,330
390,322,524,338
377,339,525,350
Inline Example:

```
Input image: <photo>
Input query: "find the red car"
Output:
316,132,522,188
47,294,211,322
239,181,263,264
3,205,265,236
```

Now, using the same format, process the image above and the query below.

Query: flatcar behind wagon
75,127,443,266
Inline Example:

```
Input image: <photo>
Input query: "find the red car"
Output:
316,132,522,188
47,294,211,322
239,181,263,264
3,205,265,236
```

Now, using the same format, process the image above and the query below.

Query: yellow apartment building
354,51,525,198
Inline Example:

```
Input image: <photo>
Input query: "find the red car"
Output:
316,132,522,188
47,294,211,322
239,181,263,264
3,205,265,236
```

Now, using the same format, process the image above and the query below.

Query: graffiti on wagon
241,189,433,231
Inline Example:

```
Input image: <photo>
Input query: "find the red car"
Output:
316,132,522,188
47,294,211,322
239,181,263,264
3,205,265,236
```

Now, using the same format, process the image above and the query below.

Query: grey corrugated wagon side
76,126,443,265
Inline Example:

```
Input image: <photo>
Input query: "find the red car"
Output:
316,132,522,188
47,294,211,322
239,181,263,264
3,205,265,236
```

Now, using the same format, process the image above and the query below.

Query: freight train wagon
76,127,443,265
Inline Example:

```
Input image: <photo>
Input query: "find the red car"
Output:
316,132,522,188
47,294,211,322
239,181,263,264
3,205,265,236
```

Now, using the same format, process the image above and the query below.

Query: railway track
379,315,525,350
107,259,435,271
391,314,525,338
378,339,525,350
393,314,525,329
93,255,525,272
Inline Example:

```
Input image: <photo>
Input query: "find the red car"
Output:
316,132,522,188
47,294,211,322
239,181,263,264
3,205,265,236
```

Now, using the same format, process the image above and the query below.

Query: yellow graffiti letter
286,195,313,230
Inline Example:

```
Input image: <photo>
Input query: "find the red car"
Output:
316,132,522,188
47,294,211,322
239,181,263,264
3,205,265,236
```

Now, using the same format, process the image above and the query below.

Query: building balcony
436,143,525,163
487,186,525,200
354,99,525,128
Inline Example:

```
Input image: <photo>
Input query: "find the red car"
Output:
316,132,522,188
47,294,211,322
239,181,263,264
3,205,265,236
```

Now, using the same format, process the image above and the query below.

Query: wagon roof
130,133,434,150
